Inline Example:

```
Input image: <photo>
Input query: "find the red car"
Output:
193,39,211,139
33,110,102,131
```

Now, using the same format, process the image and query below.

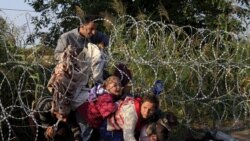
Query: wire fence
0,13,250,140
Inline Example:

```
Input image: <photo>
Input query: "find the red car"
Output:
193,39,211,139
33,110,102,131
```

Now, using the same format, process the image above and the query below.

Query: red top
77,93,117,128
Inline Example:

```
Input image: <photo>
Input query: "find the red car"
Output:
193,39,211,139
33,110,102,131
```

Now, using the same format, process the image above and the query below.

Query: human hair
142,94,159,109
81,15,101,25
102,75,121,89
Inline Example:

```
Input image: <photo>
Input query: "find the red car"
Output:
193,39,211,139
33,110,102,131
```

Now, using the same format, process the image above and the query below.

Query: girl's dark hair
142,94,159,109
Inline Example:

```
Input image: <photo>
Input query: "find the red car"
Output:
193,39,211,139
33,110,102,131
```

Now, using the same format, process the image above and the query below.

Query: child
76,75,122,140
100,94,160,141
113,63,132,97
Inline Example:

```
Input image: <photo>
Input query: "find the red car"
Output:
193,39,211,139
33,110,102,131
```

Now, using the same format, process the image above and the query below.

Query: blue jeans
99,120,124,141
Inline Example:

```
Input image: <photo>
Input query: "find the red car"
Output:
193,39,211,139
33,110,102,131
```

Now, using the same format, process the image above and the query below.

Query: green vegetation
0,1,250,140
24,0,250,47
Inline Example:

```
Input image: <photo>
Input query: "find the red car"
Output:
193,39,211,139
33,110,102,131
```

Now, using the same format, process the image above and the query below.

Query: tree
25,0,250,47
0,16,17,62
119,0,250,35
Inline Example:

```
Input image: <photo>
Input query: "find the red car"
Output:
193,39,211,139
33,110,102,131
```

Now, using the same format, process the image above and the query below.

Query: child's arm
122,103,138,141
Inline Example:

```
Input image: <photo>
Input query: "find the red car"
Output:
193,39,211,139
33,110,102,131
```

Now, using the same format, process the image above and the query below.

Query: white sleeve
88,43,104,84
122,103,138,141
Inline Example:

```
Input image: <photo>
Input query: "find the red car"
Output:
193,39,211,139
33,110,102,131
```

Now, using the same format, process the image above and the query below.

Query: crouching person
29,96,81,141
100,94,160,141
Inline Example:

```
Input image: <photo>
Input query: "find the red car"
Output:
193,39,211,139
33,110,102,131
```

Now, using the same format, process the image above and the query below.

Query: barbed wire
0,14,250,140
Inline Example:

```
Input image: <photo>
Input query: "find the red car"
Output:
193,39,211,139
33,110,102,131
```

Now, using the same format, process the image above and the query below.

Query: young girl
100,94,160,141
76,75,122,128
76,76,122,140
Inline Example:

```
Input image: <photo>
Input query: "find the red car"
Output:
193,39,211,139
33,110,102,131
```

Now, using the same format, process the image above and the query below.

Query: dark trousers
99,120,124,141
